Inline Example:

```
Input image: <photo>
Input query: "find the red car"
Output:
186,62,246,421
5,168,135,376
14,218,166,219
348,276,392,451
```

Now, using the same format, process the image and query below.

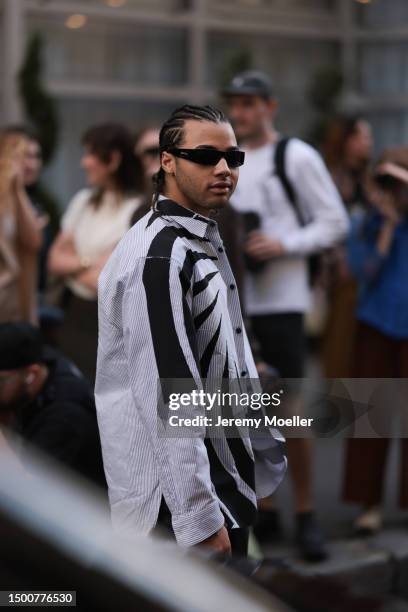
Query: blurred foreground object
0,443,290,612
0,441,393,612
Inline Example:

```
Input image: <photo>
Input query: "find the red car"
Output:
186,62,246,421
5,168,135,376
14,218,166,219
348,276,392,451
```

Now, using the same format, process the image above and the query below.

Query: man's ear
161,151,175,176
266,98,279,119
24,364,40,386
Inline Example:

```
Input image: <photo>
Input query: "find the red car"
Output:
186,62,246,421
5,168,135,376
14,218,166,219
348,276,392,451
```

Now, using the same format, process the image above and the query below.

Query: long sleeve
347,213,387,283
280,140,350,256
121,256,224,547
242,330,287,499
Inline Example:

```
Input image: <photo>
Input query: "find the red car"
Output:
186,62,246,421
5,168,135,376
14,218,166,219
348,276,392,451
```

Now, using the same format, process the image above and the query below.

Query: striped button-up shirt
95,197,286,546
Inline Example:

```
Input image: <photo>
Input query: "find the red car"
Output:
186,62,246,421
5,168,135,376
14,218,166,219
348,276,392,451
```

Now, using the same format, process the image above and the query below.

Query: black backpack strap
274,137,305,227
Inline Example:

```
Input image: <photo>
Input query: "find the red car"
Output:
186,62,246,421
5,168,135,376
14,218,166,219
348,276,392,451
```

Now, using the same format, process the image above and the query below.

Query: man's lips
209,182,233,192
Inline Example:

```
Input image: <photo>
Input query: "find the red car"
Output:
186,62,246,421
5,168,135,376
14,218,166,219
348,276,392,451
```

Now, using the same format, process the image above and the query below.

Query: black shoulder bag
274,137,322,285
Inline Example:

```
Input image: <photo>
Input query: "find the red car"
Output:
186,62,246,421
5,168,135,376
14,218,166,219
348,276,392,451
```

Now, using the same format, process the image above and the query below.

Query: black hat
0,323,43,371
221,70,275,98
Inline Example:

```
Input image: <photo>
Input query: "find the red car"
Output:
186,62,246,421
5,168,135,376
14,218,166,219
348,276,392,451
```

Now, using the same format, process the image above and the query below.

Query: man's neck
162,189,210,218
242,128,278,151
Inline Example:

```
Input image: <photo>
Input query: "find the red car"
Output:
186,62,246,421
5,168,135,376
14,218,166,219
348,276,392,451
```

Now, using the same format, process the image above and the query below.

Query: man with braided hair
95,105,286,556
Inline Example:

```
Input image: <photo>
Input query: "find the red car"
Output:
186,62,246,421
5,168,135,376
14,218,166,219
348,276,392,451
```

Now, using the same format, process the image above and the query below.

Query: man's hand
198,526,231,555
245,231,285,261
256,361,271,376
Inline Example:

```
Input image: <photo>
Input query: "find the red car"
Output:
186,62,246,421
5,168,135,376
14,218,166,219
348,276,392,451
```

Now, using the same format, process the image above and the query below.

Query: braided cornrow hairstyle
152,104,228,205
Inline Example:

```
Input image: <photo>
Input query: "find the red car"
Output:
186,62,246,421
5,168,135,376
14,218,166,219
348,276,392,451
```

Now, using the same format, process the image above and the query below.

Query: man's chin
205,194,230,210
233,127,252,141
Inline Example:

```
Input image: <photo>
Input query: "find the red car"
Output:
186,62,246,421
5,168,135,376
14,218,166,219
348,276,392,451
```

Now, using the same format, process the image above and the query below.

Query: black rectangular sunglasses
169,147,245,168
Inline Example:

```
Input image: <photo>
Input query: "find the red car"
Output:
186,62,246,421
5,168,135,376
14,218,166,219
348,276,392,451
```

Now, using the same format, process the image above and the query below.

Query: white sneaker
353,506,382,535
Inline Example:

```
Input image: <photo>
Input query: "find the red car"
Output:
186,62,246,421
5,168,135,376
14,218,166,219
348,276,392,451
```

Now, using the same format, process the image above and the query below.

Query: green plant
18,32,61,231
308,65,344,114
19,32,59,165
305,65,344,147
218,48,254,90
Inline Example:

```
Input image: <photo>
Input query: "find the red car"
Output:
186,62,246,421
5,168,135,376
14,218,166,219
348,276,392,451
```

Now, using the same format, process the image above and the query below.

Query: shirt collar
155,196,217,239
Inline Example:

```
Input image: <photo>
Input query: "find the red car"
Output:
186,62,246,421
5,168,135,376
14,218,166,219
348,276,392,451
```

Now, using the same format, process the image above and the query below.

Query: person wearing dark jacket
0,321,106,490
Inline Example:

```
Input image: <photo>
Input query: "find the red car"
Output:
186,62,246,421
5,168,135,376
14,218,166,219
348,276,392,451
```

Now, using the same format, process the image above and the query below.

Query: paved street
274,436,407,542
255,359,408,611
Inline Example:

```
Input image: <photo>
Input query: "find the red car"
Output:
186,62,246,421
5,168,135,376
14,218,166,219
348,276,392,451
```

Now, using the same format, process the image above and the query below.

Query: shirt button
229,284,236,290
241,370,247,377
218,247,224,253
235,327,242,334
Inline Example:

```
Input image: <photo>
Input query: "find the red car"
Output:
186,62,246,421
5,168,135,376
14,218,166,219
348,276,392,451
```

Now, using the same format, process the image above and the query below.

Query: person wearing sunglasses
132,126,247,297
343,146,408,535
95,104,286,558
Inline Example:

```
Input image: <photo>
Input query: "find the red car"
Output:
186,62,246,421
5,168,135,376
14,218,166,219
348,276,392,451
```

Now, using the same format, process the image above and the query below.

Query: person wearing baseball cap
343,146,408,535
0,322,106,490
222,71,275,99
222,70,350,561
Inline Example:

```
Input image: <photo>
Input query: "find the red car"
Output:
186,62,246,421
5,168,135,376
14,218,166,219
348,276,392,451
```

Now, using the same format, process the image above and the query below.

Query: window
27,16,188,85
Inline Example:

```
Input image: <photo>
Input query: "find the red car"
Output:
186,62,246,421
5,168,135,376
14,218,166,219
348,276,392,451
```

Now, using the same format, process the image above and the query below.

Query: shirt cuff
172,500,225,547
280,231,302,255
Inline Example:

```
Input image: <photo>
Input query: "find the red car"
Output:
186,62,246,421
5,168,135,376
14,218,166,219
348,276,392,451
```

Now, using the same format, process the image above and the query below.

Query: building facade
0,0,407,204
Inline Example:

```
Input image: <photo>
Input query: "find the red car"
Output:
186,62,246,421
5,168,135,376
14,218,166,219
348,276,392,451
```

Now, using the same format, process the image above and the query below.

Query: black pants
251,312,305,378
157,499,249,556
228,527,250,557
59,289,98,385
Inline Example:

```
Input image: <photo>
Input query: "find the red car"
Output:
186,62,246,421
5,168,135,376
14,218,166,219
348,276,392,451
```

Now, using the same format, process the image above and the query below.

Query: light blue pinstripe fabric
95,198,286,547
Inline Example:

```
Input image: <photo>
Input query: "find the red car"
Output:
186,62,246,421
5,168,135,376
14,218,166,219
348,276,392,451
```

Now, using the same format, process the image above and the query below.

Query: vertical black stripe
182,295,200,373
220,349,256,492
200,317,222,378
222,346,229,379
204,439,257,526
142,228,196,402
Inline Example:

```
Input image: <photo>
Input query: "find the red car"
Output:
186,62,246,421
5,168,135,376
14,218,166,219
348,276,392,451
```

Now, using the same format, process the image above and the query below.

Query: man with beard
96,105,286,557
223,71,349,561
0,322,106,489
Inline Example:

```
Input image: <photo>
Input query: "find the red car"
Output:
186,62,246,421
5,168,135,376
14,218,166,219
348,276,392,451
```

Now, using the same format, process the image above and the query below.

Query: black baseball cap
0,323,43,371
221,70,275,98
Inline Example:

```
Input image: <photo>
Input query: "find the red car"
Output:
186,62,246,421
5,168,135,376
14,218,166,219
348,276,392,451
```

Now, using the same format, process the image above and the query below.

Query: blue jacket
348,211,408,339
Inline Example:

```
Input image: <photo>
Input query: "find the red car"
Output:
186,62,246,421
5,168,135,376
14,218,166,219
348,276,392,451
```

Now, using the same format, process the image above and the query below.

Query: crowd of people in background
0,69,407,563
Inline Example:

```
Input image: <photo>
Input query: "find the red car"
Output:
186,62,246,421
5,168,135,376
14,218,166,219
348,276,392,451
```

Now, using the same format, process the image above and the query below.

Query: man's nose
214,157,231,175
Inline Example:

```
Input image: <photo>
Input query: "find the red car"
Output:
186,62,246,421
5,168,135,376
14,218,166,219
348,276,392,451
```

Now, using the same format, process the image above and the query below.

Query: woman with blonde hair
0,132,42,324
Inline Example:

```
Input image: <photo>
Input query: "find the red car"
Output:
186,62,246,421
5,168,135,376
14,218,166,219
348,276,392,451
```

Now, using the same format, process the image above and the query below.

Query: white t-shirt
62,188,141,300
231,139,349,316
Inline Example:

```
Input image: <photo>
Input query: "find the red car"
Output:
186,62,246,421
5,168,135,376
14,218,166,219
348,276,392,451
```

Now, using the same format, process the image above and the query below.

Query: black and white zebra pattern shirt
95,197,286,547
